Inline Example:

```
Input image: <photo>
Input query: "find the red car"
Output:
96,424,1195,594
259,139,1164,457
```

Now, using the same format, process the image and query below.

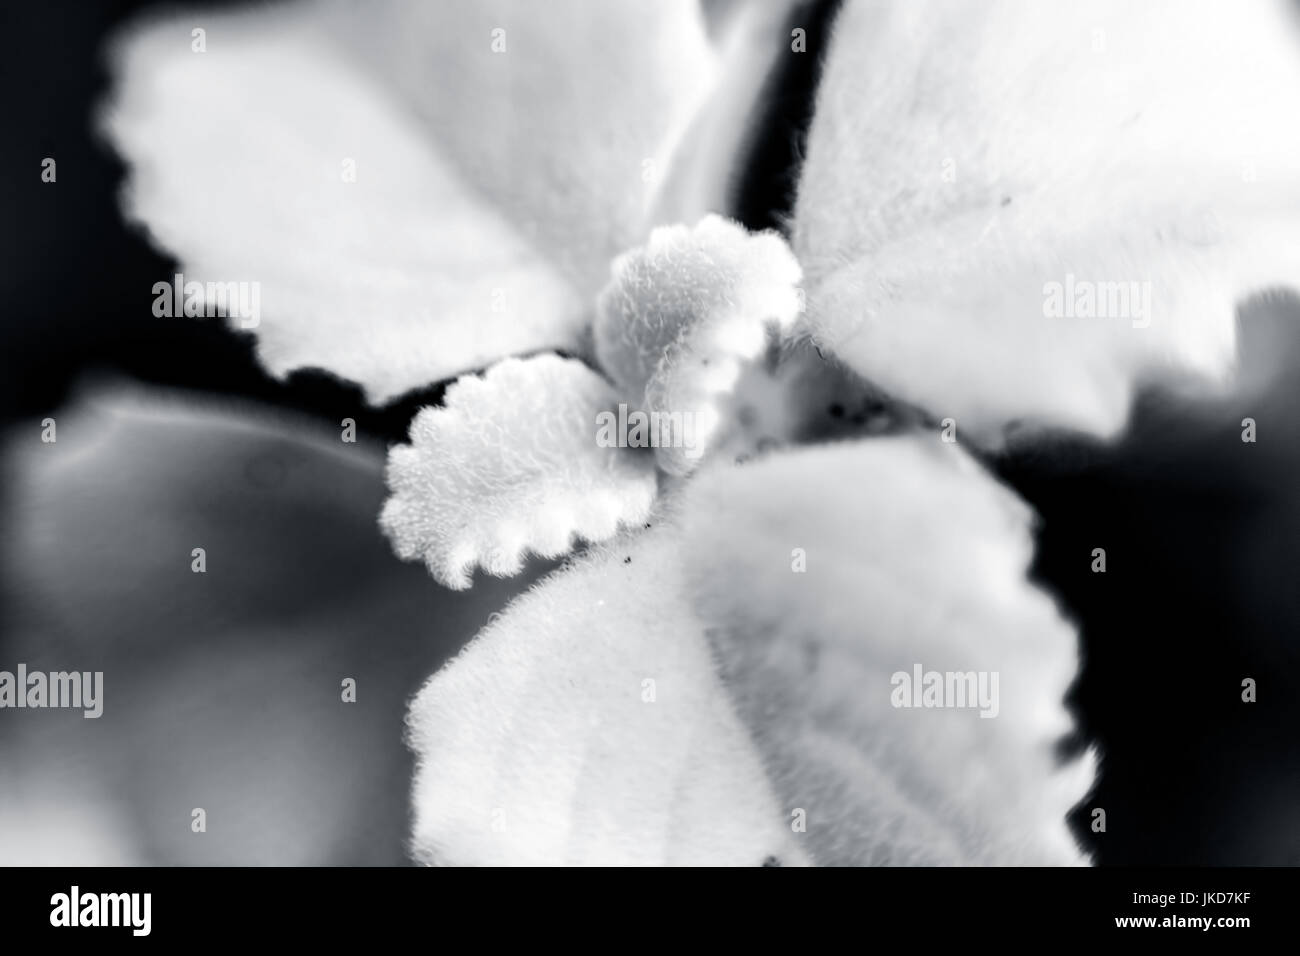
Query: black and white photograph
1,0,1298,935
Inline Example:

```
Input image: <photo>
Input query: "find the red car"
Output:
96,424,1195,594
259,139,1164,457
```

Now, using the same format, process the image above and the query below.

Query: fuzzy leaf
102,0,721,403
380,355,658,590
794,0,1300,439
594,215,803,474
680,438,1095,865
406,523,809,866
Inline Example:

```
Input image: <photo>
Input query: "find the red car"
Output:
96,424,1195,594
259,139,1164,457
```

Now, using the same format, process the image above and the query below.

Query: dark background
2,0,1298,864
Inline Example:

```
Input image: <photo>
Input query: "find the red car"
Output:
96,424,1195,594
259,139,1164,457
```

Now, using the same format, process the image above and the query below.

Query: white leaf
594,215,803,474
680,438,1095,865
406,522,808,866
102,0,721,403
793,0,1300,439
380,355,658,590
